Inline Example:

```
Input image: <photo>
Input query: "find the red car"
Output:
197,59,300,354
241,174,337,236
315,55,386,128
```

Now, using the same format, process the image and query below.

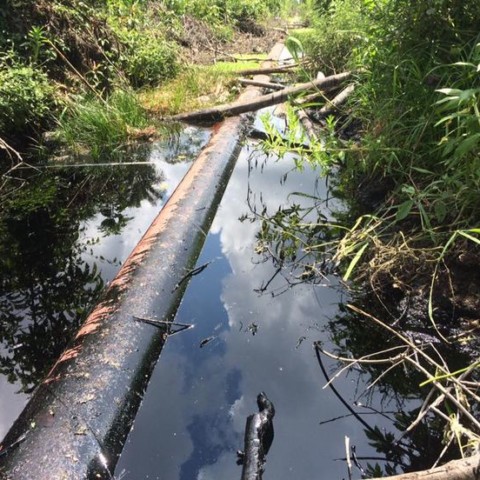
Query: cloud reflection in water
116,146,369,480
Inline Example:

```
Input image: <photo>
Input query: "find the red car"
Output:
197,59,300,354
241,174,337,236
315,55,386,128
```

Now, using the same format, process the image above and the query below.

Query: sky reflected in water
0,127,210,441
116,145,375,480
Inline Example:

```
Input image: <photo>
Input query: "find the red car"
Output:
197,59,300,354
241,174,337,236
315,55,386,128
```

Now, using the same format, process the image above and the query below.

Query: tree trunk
168,71,352,124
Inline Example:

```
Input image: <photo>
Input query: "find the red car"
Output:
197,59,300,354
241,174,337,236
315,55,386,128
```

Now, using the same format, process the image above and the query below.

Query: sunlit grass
138,61,262,115
56,89,159,160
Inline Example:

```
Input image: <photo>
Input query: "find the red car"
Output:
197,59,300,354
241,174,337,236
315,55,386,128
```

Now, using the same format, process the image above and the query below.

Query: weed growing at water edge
56,89,150,160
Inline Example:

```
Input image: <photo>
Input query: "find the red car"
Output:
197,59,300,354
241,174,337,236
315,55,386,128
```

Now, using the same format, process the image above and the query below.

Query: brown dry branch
367,453,480,480
347,303,480,432
238,78,286,90
317,299,480,480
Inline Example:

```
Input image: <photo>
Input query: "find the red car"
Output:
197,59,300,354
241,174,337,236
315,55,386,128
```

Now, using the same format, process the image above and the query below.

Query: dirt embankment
177,16,287,65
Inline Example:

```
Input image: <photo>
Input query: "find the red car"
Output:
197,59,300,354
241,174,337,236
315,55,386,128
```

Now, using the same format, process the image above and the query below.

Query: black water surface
0,127,211,439
1,123,445,479
114,145,390,480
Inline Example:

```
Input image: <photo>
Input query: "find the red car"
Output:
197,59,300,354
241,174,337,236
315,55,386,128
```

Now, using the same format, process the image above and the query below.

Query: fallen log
370,453,480,480
168,71,352,124
238,78,285,90
296,108,318,141
294,91,324,105
235,63,302,76
317,84,355,117
237,393,275,480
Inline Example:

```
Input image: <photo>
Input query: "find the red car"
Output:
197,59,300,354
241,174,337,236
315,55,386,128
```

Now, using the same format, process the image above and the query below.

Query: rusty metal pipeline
0,42,285,480
0,76,283,480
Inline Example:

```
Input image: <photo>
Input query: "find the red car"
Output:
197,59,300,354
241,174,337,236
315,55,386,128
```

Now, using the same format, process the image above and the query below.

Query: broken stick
168,71,352,124
317,84,355,117
238,78,285,91
237,392,275,480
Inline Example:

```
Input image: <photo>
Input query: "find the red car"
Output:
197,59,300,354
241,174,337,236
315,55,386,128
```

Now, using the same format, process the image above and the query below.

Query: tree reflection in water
248,165,480,477
0,153,164,393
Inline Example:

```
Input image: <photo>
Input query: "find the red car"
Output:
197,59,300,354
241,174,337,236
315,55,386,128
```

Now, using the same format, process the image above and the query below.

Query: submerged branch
238,392,275,480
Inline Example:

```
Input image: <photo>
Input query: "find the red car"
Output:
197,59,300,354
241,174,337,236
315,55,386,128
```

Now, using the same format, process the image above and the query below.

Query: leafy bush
122,34,178,88
296,0,368,73
105,1,179,88
225,0,268,23
0,64,54,137
162,0,280,27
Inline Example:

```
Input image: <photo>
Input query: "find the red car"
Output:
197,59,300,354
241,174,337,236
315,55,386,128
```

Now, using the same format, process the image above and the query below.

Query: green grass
139,61,263,115
56,89,151,160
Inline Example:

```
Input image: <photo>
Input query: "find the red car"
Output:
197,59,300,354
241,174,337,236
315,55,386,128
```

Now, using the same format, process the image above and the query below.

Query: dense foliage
0,0,282,156
292,0,480,273
0,65,54,137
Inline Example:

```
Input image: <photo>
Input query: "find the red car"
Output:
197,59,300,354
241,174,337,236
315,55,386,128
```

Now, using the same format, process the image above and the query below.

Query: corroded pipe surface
0,110,259,480
0,42,284,480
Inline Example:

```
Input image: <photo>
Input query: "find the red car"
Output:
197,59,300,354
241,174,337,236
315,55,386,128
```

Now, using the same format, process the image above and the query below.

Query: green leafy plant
122,34,178,88
24,26,52,65
56,89,150,159
0,63,54,138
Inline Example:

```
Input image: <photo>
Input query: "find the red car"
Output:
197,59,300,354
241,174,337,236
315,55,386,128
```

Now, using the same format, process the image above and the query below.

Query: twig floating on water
172,261,211,292
199,336,215,348
132,316,193,335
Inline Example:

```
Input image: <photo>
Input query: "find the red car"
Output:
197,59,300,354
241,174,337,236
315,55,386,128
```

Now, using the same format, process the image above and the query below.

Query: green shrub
303,0,480,234
0,64,54,137
164,0,281,27
297,0,368,74
106,1,179,88
225,0,268,23
122,34,178,88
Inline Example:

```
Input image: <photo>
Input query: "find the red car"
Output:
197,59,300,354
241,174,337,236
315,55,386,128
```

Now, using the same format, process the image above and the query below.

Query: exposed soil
353,234,480,360
177,16,287,65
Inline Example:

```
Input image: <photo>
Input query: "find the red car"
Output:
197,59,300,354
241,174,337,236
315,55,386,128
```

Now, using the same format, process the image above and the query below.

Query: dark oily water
115,145,398,480
0,127,211,439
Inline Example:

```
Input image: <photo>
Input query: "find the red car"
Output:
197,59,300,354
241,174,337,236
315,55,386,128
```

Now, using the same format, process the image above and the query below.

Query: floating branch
132,316,193,335
172,261,211,292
